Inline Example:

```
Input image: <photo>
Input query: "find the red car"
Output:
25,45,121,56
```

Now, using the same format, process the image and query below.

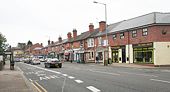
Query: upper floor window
132,30,137,38
98,37,102,46
80,41,83,47
120,32,124,39
142,28,148,36
112,34,117,40
87,38,94,47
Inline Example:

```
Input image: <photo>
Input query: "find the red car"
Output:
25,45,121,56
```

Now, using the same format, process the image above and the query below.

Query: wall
125,44,133,63
154,42,170,65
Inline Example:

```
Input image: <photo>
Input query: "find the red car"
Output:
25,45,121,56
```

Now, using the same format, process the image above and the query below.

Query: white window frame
113,34,117,40
120,32,124,39
142,28,148,36
87,38,94,47
98,37,102,46
132,30,137,38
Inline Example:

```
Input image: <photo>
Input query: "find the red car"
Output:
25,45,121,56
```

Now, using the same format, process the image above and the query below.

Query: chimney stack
89,23,94,32
51,41,54,44
48,40,50,45
99,21,106,32
58,36,62,43
40,43,43,46
67,32,72,39
73,29,77,39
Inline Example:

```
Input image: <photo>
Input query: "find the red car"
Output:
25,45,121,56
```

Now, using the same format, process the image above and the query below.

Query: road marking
62,74,68,77
75,80,83,83
119,71,158,77
89,70,120,76
161,70,170,73
34,81,48,92
86,86,101,92
68,76,75,79
37,74,46,76
29,79,33,82
150,79,170,84
24,63,64,77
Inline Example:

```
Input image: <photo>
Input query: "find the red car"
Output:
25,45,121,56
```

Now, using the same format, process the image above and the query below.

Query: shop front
111,46,126,63
133,43,153,63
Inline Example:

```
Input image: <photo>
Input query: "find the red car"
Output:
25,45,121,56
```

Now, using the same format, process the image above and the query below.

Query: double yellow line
32,81,47,92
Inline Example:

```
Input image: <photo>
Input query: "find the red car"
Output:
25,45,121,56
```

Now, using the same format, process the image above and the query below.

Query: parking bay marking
75,80,84,83
86,86,101,92
68,76,75,79
150,79,170,84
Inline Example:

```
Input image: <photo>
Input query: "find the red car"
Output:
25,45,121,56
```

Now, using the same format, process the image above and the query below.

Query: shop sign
133,43,153,48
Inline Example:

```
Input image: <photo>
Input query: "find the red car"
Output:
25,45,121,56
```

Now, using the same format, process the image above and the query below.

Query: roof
109,12,170,33
95,22,122,37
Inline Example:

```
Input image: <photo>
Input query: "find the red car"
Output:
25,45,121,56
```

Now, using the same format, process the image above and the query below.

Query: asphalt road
16,62,170,92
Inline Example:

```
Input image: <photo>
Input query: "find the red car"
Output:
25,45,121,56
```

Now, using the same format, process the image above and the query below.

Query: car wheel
59,64,62,68
47,64,50,68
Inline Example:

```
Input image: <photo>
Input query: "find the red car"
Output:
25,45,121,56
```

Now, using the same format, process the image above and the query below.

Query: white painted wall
126,44,133,64
154,42,170,65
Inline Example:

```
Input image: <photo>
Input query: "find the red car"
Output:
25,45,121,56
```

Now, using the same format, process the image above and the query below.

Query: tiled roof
95,21,122,37
109,12,170,33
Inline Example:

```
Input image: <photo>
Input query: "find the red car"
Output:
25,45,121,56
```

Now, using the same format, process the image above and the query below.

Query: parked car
14,58,20,62
31,58,40,65
39,58,46,62
44,58,62,68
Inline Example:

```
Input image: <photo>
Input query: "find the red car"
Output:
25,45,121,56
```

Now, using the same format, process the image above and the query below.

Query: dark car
44,58,62,68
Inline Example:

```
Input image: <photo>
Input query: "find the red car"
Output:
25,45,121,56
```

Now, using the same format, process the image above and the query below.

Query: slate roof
95,21,122,37
109,12,170,33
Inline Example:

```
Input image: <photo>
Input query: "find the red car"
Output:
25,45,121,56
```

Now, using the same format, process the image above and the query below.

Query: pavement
0,62,169,92
0,61,33,92
110,63,155,68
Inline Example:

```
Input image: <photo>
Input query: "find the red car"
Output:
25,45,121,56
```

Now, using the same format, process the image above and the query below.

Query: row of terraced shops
44,12,170,66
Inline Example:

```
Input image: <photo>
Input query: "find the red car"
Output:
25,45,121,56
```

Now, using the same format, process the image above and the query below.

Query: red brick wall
73,41,80,48
109,25,170,46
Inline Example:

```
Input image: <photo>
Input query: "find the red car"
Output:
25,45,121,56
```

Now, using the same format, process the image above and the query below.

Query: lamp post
93,1,109,66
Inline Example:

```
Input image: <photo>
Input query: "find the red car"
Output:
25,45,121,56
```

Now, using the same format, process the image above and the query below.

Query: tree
0,33,7,53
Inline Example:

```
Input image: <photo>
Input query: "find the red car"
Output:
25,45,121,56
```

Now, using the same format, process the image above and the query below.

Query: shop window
120,32,124,39
112,34,117,40
132,30,137,38
142,28,148,36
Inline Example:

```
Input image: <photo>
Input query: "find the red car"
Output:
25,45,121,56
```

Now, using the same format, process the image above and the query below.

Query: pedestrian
96,56,99,64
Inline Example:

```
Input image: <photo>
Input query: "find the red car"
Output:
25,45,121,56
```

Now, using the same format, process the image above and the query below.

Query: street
17,62,170,92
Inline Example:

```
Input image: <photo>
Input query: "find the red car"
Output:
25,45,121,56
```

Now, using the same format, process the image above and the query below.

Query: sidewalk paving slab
0,62,33,92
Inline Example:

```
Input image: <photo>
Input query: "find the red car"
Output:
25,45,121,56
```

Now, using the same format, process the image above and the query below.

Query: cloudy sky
0,0,169,47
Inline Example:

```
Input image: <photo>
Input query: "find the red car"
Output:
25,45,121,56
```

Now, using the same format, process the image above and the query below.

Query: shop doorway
112,50,118,63
122,48,126,63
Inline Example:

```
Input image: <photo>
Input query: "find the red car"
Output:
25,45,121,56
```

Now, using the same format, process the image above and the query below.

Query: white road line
150,79,170,84
24,63,63,75
75,80,83,83
86,86,101,92
68,76,75,79
29,79,33,82
89,70,120,76
161,70,170,73
119,71,158,77
62,74,68,77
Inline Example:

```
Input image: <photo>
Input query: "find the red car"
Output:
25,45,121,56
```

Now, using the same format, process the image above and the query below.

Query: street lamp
93,1,108,66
